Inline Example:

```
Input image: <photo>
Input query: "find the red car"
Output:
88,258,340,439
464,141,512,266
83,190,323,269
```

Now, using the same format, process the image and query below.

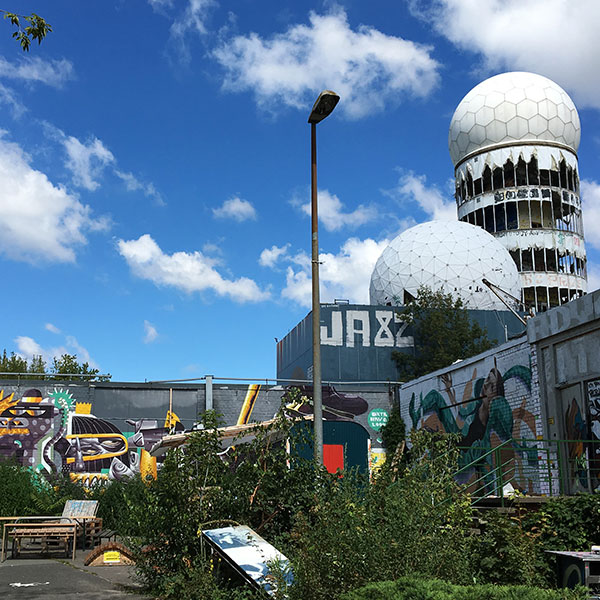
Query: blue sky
1,0,599,381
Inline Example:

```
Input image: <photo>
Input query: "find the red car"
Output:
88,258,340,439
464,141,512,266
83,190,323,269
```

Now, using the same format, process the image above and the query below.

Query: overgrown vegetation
2,418,599,599
392,286,496,380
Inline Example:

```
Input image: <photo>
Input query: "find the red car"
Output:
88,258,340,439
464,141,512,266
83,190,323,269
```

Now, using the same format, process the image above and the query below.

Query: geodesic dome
369,221,521,310
449,72,580,166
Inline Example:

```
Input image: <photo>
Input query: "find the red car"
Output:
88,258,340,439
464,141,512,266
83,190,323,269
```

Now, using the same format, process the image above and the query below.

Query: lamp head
308,90,340,124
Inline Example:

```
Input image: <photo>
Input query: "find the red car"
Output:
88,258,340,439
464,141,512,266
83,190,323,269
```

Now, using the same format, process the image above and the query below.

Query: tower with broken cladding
449,72,587,312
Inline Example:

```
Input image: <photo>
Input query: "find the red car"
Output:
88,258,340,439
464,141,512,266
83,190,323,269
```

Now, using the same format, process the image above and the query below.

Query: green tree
51,353,110,381
392,286,495,381
0,349,28,377
1,10,51,51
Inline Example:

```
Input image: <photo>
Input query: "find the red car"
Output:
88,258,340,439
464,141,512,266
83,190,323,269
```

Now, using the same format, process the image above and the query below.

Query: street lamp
308,90,340,466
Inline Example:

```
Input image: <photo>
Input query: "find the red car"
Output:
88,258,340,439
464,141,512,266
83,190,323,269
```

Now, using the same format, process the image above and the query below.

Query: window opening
509,249,521,271
474,177,483,196
493,166,503,190
521,248,533,271
506,201,518,230
550,169,559,187
540,169,550,186
546,249,557,272
549,287,559,307
559,160,567,188
482,165,492,193
534,249,545,272
536,287,548,312
516,157,528,186
567,166,574,191
484,205,494,232
504,159,515,187
466,172,474,199
542,201,552,228
530,200,542,228
475,208,484,227
527,156,539,185
518,200,530,229
494,203,506,232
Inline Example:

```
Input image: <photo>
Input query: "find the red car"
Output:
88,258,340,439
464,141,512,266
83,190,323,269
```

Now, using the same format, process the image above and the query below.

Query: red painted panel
323,444,344,474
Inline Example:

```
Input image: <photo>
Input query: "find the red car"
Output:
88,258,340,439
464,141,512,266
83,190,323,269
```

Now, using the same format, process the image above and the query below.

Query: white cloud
64,135,115,191
213,197,257,221
169,0,217,62
0,136,109,264
143,320,159,343
213,7,440,119
282,237,389,307
14,335,99,369
299,189,376,231
45,323,61,334
259,244,290,268
581,180,600,250
0,56,74,87
118,234,270,303
409,0,600,110
115,170,165,206
387,171,457,221
0,83,26,117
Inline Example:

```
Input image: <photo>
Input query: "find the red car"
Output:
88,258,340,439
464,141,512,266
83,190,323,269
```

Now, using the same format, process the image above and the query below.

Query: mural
587,379,600,491
406,361,539,493
564,395,588,491
0,387,183,485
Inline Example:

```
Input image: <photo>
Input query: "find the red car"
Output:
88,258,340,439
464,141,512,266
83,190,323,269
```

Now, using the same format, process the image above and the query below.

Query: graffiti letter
374,311,394,347
346,311,370,348
394,315,414,348
321,311,343,346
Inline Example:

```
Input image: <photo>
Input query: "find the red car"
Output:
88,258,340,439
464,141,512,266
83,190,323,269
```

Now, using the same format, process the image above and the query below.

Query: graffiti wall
399,337,545,494
0,380,393,482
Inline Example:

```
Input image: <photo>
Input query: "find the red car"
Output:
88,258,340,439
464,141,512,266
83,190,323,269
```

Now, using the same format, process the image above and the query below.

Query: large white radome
449,72,580,166
369,221,521,311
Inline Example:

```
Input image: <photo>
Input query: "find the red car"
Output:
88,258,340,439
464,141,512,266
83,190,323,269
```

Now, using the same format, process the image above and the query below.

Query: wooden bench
1,519,77,561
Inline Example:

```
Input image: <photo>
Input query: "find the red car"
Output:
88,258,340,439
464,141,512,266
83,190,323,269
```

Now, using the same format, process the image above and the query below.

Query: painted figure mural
408,362,538,492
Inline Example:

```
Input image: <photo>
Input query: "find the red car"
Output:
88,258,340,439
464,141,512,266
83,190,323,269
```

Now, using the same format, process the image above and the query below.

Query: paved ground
0,553,150,599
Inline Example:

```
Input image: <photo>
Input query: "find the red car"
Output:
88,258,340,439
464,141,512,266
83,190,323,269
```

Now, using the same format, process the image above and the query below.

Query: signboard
103,551,121,564
367,408,389,432
202,525,293,596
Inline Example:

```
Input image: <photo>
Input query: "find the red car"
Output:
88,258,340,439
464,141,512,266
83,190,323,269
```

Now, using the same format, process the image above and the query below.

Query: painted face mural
408,364,537,492
0,387,183,484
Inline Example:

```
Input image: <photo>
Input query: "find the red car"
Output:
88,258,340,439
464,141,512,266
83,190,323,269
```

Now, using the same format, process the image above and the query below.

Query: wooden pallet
2,522,77,560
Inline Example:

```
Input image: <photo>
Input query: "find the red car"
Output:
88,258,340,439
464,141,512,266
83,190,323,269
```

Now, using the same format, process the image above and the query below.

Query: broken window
550,169,559,187
504,159,515,187
493,166,503,190
574,170,579,193
474,177,483,196
536,287,548,311
542,201,552,228
534,249,545,272
558,251,567,273
549,287,559,307
527,156,539,185
484,205,494,232
516,157,528,186
567,166,574,191
482,165,492,192
530,200,542,228
466,172,474,199
559,288,570,304
546,249,557,272
521,248,534,270
540,169,550,186
523,287,535,309
518,200,530,228
559,160,567,188
552,191,563,229
506,201,518,230
495,203,506,231
509,249,521,270
475,208,484,227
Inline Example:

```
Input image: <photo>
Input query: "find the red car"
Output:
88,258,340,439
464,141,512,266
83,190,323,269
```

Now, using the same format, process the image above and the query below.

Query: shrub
341,576,589,600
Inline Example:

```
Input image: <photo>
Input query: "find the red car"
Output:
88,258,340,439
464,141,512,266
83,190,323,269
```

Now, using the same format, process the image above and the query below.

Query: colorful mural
405,360,539,493
587,379,600,491
0,387,182,485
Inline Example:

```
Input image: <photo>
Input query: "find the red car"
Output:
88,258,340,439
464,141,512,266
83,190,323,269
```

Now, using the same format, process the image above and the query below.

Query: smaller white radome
369,221,521,311
449,72,580,166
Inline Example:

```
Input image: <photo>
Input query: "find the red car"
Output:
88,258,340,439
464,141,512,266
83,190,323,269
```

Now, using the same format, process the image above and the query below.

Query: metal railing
454,437,600,505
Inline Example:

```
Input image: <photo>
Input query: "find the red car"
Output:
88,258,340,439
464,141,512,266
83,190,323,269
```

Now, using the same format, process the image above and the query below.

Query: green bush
341,576,589,600
0,459,38,516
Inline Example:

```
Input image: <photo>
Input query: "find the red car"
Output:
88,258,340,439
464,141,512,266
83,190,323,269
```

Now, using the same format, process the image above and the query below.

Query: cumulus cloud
0,137,109,264
297,189,377,232
115,170,165,206
282,237,389,307
0,56,74,88
387,171,457,221
259,244,290,268
213,197,257,221
64,135,115,191
409,0,600,109
118,234,270,303
581,180,600,250
14,334,99,369
213,8,440,119
143,320,159,343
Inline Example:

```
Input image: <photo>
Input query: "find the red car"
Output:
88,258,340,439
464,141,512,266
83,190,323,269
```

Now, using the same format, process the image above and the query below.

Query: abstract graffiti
0,388,182,484
407,363,538,491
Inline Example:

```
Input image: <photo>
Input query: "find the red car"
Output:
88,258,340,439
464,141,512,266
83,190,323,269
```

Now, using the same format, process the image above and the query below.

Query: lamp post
308,90,340,466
